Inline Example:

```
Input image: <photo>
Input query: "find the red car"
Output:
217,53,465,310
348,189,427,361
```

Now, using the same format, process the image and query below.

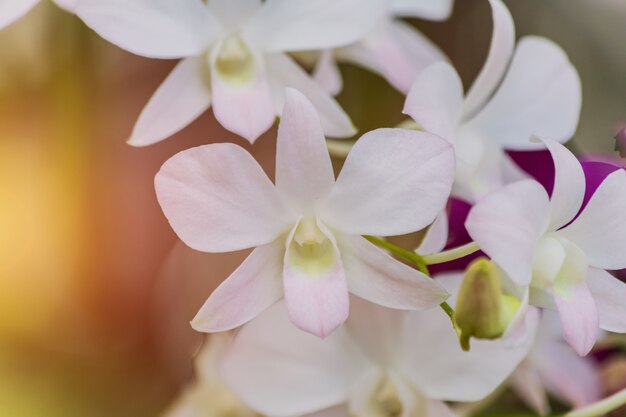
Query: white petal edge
191,239,284,332
416,209,449,255
321,128,455,237
0,0,39,30
275,88,335,211
390,0,454,21
466,180,550,285
587,267,626,333
313,50,343,96
461,0,515,120
557,169,626,270
128,57,211,147
155,143,294,253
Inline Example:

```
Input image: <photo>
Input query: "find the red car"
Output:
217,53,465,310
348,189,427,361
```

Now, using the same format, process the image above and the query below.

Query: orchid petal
425,400,456,417
74,0,215,59
537,340,602,408
557,170,626,270
587,267,626,333
276,88,335,211
209,0,261,32
511,362,550,416
340,236,449,312
464,37,581,150
155,143,293,253
322,129,455,236
552,248,599,356
398,299,535,401
313,50,343,96
538,138,586,229
191,239,284,332
359,19,448,94
466,180,550,285
461,0,515,119
245,0,386,52
404,62,463,140
210,45,276,143
220,302,370,417
267,53,356,138
416,210,449,255
304,406,350,417
0,0,39,30
127,57,211,147
283,220,349,337
390,0,454,21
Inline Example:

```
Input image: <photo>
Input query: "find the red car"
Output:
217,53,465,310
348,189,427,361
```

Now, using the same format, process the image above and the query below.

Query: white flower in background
71,0,387,145
0,0,76,29
220,292,536,417
155,89,454,338
313,0,454,95
403,0,581,203
162,333,260,417
511,311,602,416
466,138,626,356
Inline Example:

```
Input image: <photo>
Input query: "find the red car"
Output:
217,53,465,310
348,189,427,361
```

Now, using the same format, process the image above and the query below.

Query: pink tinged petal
404,62,463,140
551,245,599,356
360,19,448,94
275,88,335,211
74,0,216,59
464,37,581,150
461,0,515,119
54,0,79,10
340,236,449,311
220,302,370,417
510,362,550,416
155,143,293,253
245,0,386,52
0,0,39,30
322,129,455,236
398,303,535,402
210,45,276,143
304,406,350,417
466,180,551,286
416,210,449,255
313,50,343,96
587,267,626,333
390,0,454,21
536,340,602,409
267,53,356,138
557,170,626,270
191,239,284,333
127,57,211,147
283,219,350,337
538,138,586,229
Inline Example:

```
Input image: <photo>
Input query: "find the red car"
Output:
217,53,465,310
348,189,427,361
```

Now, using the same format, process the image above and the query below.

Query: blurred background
0,1,624,416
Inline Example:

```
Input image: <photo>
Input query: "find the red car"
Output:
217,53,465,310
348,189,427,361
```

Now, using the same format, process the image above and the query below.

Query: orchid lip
213,35,257,85
287,217,338,279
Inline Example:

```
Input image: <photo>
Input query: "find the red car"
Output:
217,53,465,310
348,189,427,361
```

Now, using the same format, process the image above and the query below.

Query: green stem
560,385,626,417
364,235,456,326
421,242,481,265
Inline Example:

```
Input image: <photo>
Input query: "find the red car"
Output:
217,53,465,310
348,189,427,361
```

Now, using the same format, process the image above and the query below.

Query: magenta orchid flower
71,0,387,145
511,311,602,416
0,0,76,29
466,138,626,356
155,88,455,338
403,0,581,203
314,0,454,95
220,292,535,417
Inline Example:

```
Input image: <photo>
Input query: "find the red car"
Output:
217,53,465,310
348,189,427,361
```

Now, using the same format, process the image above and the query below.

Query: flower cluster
3,1,626,416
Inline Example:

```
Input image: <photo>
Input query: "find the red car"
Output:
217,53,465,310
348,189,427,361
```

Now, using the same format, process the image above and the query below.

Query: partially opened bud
455,258,520,351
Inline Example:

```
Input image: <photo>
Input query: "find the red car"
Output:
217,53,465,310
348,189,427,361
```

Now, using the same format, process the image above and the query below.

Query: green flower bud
455,258,520,351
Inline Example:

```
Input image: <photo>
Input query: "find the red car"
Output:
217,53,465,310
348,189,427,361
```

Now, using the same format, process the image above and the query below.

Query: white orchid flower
466,138,626,356
220,287,536,417
162,333,260,417
403,0,581,203
313,0,454,95
71,0,387,145
0,0,76,29
510,311,602,416
154,88,455,338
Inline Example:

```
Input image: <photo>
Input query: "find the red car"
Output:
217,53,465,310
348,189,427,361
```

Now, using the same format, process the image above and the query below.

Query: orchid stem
421,242,481,265
363,235,456,327
559,385,626,417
